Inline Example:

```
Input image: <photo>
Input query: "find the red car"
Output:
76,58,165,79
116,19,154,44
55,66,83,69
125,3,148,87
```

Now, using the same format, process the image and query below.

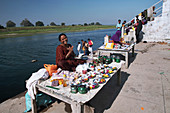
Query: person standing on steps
81,39,85,55
77,42,81,56
135,19,143,43
84,41,89,55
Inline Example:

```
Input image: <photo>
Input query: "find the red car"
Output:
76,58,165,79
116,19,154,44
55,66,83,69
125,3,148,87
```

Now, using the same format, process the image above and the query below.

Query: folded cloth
26,68,49,99
78,53,84,58
76,63,88,73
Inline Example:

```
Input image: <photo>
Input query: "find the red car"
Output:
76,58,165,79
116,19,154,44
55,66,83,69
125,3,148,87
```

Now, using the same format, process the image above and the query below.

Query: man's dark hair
58,33,67,41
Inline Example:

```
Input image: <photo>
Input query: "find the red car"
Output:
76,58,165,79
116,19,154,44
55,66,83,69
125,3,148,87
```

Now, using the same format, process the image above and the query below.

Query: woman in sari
56,33,86,71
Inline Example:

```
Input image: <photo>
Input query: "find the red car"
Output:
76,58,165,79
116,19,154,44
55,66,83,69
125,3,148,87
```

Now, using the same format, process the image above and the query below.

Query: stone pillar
162,0,170,40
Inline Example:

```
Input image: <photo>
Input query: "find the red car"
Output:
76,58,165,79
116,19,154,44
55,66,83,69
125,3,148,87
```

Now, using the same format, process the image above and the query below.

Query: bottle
115,56,120,63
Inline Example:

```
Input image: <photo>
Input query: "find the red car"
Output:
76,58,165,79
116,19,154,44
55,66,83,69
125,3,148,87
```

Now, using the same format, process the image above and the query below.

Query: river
0,28,116,103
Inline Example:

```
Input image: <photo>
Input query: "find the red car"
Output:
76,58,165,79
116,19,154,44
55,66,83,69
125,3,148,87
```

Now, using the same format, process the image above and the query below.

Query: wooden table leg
125,52,129,68
132,45,135,57
77,103,81,113
117,68,121,86
31,97,37,113
97,50,100,57
71,102,82,113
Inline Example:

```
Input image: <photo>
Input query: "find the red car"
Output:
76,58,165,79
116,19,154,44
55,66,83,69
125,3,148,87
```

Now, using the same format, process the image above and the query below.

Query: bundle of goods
88,72,96,79
49,70,79,87
102,74,110,78
95,56,113,65
43,58,118,94
81,75,89,83
93,77,106,84
88,82,99,89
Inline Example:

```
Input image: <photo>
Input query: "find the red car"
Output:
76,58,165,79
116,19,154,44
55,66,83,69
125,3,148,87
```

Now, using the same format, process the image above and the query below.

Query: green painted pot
98,56,102,60
78,85,87,94
105,58,112,64
115,59,120,63
115,56,120,63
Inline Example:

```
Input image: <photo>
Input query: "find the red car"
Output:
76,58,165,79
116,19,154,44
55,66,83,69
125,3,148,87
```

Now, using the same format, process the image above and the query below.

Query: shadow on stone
128,52,138,67
139,31,144,42
86,71,130,113
39,96,62,113
64,103,72,113
139,31,144,43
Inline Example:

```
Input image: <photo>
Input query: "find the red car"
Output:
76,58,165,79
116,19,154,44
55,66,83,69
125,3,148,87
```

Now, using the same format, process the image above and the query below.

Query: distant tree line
0,18,102,28
83,22,101,26
20,19,34,27
0,25,5,29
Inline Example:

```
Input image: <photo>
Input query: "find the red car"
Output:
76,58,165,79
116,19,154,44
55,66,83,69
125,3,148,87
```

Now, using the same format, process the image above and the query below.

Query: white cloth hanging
26,68,49,99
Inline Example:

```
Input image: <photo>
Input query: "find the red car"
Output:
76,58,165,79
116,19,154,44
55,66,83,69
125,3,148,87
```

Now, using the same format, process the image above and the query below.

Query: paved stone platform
0,42,170,113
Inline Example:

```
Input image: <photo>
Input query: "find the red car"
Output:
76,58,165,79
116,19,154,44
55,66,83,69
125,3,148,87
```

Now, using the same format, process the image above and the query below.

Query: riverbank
0,25,114,38
0,42,169,113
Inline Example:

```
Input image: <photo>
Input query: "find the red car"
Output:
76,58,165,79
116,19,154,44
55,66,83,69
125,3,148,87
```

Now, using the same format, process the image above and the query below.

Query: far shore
0,25,115,39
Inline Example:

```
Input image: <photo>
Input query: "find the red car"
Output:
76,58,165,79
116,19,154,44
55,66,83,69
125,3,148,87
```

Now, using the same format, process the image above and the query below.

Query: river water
0,28,116,103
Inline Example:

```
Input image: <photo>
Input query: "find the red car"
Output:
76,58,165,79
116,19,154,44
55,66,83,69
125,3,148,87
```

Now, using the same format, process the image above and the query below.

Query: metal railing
153,0,163,17
124,0,163,26
121,0,163,41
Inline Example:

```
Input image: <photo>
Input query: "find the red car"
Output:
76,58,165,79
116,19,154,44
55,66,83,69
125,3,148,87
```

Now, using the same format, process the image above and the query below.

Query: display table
31,62,122,113
97,43,135,68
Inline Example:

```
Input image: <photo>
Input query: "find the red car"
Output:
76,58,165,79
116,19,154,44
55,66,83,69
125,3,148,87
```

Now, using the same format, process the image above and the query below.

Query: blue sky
0,0,159,27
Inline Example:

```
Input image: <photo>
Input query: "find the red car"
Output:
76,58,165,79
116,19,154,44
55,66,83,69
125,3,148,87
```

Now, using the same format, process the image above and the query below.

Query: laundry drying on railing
121,0,163,43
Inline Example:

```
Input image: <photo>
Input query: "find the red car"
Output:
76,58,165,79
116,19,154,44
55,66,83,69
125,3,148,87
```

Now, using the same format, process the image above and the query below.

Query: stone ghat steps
142,16,170,42
142,0,170,42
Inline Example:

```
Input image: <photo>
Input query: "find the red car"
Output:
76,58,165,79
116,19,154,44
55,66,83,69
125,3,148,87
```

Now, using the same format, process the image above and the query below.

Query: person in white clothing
77,42,81,56
147,6,155,21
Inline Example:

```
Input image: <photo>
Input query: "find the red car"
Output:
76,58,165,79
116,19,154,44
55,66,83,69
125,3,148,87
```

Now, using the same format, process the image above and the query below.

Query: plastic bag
24,92,53,112
44,64,58,76
76,63,88,73
104,35,109,45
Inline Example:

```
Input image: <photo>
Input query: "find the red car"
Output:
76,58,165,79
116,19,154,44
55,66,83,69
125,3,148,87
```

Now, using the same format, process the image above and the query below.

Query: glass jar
70,85,78,94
